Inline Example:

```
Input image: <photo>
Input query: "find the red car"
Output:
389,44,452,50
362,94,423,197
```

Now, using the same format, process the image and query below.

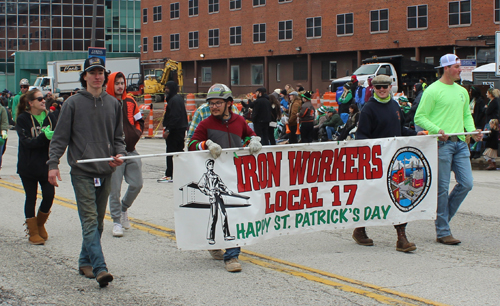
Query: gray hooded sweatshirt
47,89,126,177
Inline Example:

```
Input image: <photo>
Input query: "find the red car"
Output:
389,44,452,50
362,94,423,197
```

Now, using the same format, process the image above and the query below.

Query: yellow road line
1,180,448,306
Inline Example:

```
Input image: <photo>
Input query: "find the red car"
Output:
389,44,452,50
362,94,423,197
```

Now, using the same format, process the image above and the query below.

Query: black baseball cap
82,57,106,73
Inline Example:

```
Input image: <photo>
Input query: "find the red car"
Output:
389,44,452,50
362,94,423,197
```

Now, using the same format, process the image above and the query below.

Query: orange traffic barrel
186,93,196,113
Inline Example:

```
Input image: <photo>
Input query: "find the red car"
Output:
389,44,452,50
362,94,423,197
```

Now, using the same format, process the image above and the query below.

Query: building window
407,5,427,29
321,61,337,80
306,17,322,38
153,35,162,51
253,23,266,43
142,8,147,23
153,6,162,22
209,28,219,47
496,0,500,23
170,33,179,50
209,0,219,14
230,26,242,45
278,20,293,41
276,63,281,82
189,31,199,49
279,0,292,3
142,37,148,53
231,65,240,85
202,67,212,83
424,57,434,65
293,61,307,80
337,13,353,35
170,3,180,19
230,0,242,10
189,0,199,17
370,9,389,33
253,0,265,6
251,64,264,85
449,0,471,26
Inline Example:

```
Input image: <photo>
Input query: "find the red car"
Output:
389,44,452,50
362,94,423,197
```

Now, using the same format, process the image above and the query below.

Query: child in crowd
483,119,499,170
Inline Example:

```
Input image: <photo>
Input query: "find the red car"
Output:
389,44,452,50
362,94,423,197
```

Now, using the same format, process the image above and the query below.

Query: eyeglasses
208,101,225,108
20,86,29,89
374,85,389,90
34,97,45,102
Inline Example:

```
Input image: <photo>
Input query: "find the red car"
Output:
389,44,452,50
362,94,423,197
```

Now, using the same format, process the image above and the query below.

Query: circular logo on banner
387,147,431,212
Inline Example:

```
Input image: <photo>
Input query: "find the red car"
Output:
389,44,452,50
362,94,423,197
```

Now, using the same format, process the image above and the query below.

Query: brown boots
25,217,45,245
352,227,374,246
485,160,497,170
395,224,416,252
37,211,50,241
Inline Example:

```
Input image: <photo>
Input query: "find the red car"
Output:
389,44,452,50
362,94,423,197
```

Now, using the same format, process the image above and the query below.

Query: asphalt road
1,133,499,306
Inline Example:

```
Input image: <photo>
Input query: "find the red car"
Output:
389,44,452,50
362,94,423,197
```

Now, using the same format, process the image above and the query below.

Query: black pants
300,122,314,143
165,129,186,177
268,125,276,145
288,125,298,144
20,176,54,219
253,122,269,145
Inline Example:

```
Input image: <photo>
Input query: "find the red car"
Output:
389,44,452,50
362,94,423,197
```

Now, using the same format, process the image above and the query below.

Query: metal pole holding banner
76,131,489,164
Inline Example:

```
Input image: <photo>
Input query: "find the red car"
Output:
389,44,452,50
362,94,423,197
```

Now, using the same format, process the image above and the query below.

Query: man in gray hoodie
47,57,126,288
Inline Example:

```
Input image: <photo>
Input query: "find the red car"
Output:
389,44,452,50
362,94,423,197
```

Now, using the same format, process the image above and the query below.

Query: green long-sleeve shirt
414,80,475,141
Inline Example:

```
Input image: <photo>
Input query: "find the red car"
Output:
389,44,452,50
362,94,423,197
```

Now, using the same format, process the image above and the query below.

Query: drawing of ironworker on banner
174,136,438,251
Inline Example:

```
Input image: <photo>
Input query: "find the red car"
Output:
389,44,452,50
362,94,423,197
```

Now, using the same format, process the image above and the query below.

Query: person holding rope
47,57,125,287
415,54,483,245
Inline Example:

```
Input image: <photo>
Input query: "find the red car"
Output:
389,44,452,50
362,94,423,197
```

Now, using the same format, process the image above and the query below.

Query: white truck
30,57,140,96
330,55,436,98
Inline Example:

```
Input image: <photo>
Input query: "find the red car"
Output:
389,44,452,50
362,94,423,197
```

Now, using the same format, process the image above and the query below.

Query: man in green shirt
10,78,30,123
415,54,482,245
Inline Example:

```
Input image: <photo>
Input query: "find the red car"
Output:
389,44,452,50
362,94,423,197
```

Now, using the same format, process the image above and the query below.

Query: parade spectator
364,77,374,104
313,106,328,141
279,89,289,114
268,94,281,145
295,83,304,92
186,104,239,143
0,105,8,178
251,87,273,145
338,82,354,123
484,88,499,128
323,108,343,141
11,78,30,123
337,104,360,141
406,83,424,130
398,96,411,115
354,80,366,110
355,75,424,252
16,89,57,245
48,57,125,287
415,54,482,245
44,92,55,111
298,91,315,143
106,72,145,237
158,81,188,183
350,75,359,90
287,91,301,144
188,83,262,273
419,77,428,90
469,86,486,130
482,119,499,170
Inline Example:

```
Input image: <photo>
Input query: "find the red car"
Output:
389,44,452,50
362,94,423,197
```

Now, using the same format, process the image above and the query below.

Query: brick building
140,0,500,96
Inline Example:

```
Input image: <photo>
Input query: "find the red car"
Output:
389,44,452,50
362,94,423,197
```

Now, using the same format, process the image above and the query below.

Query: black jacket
484,129,499,150
16,111,58,179
485,97,500,122
356,97,416,140
251,94,273,123
163,81,188,131
472,96,486,129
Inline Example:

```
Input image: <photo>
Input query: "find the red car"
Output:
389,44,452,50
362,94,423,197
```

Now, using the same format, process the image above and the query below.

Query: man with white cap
415,54,482,245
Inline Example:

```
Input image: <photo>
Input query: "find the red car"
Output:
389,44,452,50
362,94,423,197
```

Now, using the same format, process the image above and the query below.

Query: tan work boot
78,266,95,279
436,235,461,245
395,224,416,252
37,210,50,241
225,258,242,272
352,227,374,246
96,271,113,288
24,217,45,245
208,249,224,260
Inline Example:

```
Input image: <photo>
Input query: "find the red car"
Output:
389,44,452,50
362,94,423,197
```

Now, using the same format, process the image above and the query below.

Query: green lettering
255,221,262,236
318,210,326,225
364,206,372,220
331,209,339,224
382,205,391,219
352,208,360,222
274,215,281,230
309,211,318,225
371,206,381,220
237,223,245,239
295,213,303,228
246,222,256,238
302,212,311,227
339,208,348,223
282,214,290,228
264,217,271,233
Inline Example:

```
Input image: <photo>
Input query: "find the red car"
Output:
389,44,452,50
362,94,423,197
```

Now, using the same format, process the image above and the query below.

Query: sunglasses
374,85,389,90
20,86,29,89
34,97,45,102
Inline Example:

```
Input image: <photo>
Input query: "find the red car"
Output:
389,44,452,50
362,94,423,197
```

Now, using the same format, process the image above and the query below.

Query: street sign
460,59,476,82
88,47,106,65
496,31,500,77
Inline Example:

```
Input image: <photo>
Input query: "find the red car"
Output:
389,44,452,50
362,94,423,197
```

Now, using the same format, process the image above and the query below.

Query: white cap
436,54,460,69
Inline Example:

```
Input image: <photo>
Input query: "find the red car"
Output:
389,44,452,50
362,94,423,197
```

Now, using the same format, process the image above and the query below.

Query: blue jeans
436,140,473,238
325,126,337,140
224,247,240,261
71,174,112,277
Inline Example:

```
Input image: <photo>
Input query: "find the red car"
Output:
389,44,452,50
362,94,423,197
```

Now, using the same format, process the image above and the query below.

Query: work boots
24,217,45,245
395,224,416,252
352,227,374,246
37,210,50,241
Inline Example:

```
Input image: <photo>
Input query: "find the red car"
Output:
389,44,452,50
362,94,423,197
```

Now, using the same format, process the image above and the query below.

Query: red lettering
344,185,357,205
267,152,282,188
257,153,267,189
309,187,323,208
332,148,345,181
276,191,287,212
288,151,310,186
371,145,383,179
241,155,259,191
357,146,371,179
299,188,309,210
331,185,341,206
319,150,333,182
343,147,358,181
306,151,321,183
234,157,245,193
287,189,300,210
265,192,274,214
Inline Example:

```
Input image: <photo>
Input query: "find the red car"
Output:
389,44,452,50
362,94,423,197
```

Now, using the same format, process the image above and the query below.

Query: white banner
174,136,437,250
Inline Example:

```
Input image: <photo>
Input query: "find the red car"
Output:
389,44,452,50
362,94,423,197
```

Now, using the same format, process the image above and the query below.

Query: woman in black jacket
16,89,57,245
484,88,500,129
469,86,486,130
